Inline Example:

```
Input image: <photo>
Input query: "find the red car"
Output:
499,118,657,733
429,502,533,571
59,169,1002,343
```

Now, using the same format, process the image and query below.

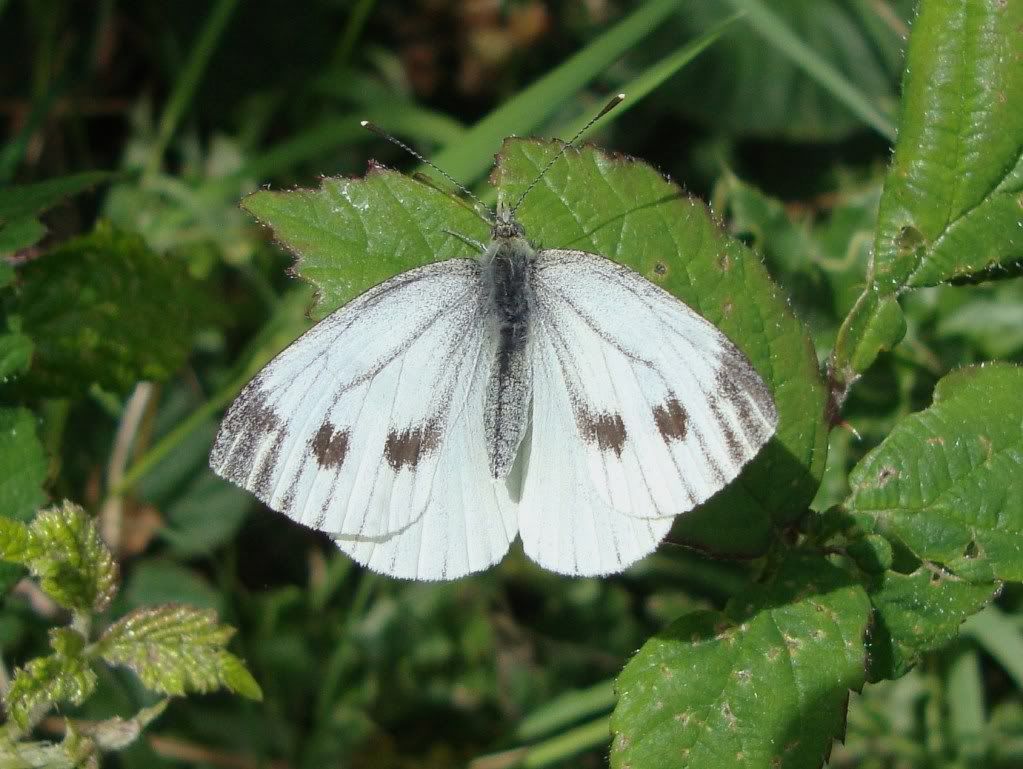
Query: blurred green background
2,1,1022,767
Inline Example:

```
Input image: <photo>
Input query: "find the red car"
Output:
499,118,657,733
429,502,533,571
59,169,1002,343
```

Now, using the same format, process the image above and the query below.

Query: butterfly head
492,200,526,241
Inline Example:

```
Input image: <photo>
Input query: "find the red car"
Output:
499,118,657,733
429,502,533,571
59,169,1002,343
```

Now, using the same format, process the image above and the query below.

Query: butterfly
210,105,778,581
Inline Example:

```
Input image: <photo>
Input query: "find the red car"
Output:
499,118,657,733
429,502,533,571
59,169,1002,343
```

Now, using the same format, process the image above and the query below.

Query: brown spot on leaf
876,466,898,486
576,409,627,456
384,421,441,470
311,422,350,468
654,261,667,276
653,397,688,443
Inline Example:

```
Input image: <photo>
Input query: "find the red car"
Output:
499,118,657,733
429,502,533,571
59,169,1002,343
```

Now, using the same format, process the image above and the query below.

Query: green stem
144,0,241,178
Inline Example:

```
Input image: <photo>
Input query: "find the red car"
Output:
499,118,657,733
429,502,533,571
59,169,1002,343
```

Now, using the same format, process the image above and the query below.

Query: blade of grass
428,0,685,186
144,0,241,178
722,0,897,141
471,716,611,769
962,606,1023,690
514,679,615,742
474,14,737,206
330,0,378,71
946,648,987,767
557,12,741,142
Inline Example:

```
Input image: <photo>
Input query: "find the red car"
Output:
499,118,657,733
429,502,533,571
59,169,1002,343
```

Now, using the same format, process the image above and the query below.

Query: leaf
0,407,46,593
0,408,47,522
0,217,46,256
666,0,906,139
242,163,487,320
962,606,1023,691
496,140,828,553
29,502,119,613
159,469,251,556
95,604,261,700
847,364,1023,582
864,567,997,682
3,222,201,396
0,171,113,225
0,329,33,380
612,554,870,769
0,516,38,564
6,629,97,729
831,0,1023,387
872,0,1023,290
245,139,826,555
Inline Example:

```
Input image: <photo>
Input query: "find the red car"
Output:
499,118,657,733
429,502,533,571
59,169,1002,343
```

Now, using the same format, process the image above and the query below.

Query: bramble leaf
0,408,46,523
847,364,1023,582
95,604,262,700
0,171,113,256
865,567,997,682
244,140,826,556
612,554,869,769
28,502,118,613
872,0,1023,291
6,629,97,729
497,140,827,554
831,0,1023,388
3,222,201,396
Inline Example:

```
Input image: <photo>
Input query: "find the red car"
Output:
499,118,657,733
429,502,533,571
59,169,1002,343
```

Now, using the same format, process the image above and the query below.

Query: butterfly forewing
210,259,515,560
527,250,778,521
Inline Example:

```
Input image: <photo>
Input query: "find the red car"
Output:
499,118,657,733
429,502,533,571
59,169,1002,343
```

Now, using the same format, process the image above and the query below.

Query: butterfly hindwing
526,250,778,524
210,259,518,578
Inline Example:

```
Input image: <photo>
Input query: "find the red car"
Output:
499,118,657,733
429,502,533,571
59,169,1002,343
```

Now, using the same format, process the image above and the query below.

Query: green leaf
497,140,827,553
242,166,485,319
0,216,46,256
612,554,869,769
95,604,261,700
0,171,113,225
246,139,826,555
668,0,905,139
28,502,118,613
847,364,1023,582
159,469,251,556
3,222,201,396
864,567,997,682
0,407,47,522
6,629,97,729
962,606,1023,691
0,328,33,380
872,0,1023,290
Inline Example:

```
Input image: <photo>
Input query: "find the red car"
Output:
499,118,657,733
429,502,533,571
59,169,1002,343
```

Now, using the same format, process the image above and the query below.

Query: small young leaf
3,222,201,396
29,502,119,613
612,554,869,769
865,567,997,682
847,364,1023,581
66,699,169,751
872,0,1023,290
6,630,97,729
95,604,261,700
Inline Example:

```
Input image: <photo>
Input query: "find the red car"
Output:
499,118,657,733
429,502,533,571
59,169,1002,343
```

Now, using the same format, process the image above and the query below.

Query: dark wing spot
212,378,287,495
311,421,350,469
652,397,688,443
384,421,441,471
577,409,627,456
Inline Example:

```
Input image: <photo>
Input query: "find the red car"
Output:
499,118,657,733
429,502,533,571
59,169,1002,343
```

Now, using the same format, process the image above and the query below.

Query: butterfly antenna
360,121,492,223
511,93,625,214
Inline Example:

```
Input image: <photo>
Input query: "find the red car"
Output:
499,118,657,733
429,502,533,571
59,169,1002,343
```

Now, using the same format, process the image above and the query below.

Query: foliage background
2,1,1022,767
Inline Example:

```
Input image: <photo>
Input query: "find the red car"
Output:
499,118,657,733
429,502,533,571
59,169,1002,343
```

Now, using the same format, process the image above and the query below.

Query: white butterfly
211,133,778,580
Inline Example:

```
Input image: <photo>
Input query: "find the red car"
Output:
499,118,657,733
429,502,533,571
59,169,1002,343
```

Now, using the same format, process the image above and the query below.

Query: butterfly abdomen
481,236,535,480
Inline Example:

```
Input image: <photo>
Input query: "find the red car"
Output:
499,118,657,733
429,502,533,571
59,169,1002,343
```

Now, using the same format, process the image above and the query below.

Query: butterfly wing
518,249,777,573
211,259,517,578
